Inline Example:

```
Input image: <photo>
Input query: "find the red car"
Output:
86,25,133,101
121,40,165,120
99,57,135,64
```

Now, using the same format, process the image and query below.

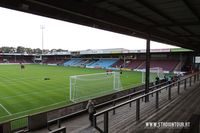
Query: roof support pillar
145,34,151,102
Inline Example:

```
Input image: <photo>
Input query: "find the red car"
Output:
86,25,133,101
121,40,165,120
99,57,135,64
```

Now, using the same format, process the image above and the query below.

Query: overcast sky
0,7,179,51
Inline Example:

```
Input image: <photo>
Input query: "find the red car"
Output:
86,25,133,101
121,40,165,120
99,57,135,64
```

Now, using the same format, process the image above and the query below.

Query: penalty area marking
0,103,12,115
0,100,66,119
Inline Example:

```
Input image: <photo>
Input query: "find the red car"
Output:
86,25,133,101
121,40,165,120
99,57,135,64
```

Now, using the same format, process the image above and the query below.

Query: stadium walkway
32,80,200,133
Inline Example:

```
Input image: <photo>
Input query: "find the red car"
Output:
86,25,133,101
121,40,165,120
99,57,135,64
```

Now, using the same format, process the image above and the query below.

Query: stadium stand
72,59,88,66
138,60,179,71
43,58,65,64
9,58,24,63
85,59,99,67
63,58,82,66
86,59,118,69
0,54,188,73
112,59,145,70
0,0,199,132
174,61,185,71
0,56,3,63
23,57,33,63
0,56,33,63
111,59,124,68
126,60,144,69
63,58,119,69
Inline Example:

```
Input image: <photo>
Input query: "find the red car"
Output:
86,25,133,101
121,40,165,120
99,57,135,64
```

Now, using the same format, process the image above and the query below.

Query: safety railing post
47,122,51,131
104,112,109,133
190,77,192,86
177,81,180,94
136,99,140,121
184,79,187,89
57,120,61,128
156,91,159,109
93,115,96,128
113,102,116,115
168,85,171,100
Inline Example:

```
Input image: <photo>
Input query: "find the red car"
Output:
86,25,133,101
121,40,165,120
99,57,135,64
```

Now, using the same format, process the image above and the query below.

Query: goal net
142,67,164,84
70,72,122,102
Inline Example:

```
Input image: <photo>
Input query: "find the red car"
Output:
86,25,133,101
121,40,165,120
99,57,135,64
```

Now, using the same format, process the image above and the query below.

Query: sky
0,7,179,51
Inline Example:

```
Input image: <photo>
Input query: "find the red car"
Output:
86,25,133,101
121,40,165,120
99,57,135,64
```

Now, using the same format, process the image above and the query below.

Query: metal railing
49,126,66,133
93,72,200,133
10,116,28,132
47,80,167,130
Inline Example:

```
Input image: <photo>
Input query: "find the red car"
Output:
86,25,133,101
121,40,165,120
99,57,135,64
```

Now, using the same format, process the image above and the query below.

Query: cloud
0,7,179,51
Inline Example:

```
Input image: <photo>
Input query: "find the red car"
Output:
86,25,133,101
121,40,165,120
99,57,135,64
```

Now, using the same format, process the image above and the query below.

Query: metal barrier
49,126,66,133
47,80,167,130
10,116,28,132
93,72,200,133
47,109,84,131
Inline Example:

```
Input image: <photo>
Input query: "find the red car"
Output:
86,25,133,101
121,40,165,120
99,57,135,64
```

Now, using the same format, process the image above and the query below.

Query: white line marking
0,103,12,115
0,100,66,119
0,87,66,100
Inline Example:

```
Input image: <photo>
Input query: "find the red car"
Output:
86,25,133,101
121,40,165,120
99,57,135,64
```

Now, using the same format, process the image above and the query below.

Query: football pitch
0,64,142,122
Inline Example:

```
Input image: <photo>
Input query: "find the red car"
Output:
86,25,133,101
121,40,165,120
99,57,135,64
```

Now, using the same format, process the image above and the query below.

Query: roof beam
135,0,196,37
175,36,200,42
151,22,200,28
23,0,147,31
81,0,107,4
107,1,182,37
107,1,155,25
182,0,200,21
173,35,200,37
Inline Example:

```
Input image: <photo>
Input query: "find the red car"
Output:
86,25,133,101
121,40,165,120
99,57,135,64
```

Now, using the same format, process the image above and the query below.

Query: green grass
0,64,142,123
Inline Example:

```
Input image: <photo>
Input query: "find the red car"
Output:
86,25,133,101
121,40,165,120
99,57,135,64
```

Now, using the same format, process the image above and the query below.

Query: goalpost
70,72,122,102
141,67,164,84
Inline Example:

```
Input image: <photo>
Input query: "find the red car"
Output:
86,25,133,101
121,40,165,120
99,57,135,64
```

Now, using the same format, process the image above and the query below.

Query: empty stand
0,56,33,63
138,60,179,71
63,59,82,66
126,60,144,69
112,59,124,68
87,59,118,69
43,57,65,64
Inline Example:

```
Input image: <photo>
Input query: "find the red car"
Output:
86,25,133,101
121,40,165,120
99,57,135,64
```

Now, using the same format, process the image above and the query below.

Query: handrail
95,83,172,116
48,108,87,123
93,72,200,133
95,80,167,108
47,72,199,131
48,80,167,124
94,73,197,116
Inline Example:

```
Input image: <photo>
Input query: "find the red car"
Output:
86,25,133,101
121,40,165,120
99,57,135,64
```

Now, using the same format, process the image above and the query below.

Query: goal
142,67,164,84
70,72,122,102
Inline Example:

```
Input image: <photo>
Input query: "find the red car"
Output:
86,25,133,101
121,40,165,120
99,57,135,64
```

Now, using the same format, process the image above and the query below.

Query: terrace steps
32,78,199,133
135,61,145,69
